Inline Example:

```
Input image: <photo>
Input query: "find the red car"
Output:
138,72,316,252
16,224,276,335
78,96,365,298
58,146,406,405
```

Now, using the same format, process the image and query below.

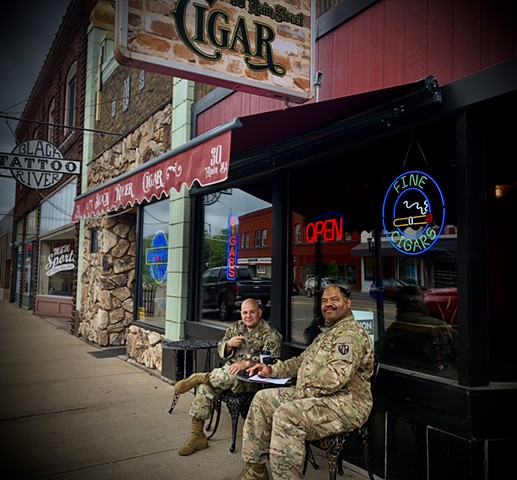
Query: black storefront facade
180,59,517,480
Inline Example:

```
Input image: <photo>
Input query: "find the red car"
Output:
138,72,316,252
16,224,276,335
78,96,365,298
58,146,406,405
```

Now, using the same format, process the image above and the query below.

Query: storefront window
23,243,34,296
40,180,76,234
39,240,74,296
22,241,36,308
289,125,459,380
37,182,77,300
290,211,360,345
26,210,38,238
200,188,272,324
137,199,169,329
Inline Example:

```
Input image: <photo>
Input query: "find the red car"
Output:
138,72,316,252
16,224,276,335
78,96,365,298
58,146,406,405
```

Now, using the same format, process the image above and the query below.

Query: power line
0,114,123,136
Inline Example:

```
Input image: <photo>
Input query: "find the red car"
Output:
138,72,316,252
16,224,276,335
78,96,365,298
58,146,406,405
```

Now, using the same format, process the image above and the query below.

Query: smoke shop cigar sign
0,140,80,190
116,0,314,103
382,170,446,255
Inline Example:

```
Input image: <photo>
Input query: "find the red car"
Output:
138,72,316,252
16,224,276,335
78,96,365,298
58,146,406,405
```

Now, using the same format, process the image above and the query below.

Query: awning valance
72,121,238,221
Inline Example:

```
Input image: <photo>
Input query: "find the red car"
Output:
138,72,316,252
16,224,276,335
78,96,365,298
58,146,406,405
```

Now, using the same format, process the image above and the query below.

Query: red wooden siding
196,0,517,135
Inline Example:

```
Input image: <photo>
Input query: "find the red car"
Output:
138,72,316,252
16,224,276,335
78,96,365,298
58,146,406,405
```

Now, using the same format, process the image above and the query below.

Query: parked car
201,266,271,321
304,277,349,296
424,287,458,327
369,278,410,301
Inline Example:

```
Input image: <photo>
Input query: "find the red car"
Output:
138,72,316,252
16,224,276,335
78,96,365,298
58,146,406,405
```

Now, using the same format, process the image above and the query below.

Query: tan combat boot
178,417,209,456
234,463,269,480
175,372,210,394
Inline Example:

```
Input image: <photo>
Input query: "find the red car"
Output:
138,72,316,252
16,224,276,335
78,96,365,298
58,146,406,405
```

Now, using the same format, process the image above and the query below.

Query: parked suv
369,278,410,301
304,277,349,296
201,266,271,321
424,287,458,327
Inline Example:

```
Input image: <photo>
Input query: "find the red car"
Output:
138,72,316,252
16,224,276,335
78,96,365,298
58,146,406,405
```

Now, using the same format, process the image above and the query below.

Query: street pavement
0,300,370,480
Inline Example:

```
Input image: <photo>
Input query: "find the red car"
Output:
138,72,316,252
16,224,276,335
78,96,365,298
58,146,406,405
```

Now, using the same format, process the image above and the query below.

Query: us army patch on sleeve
336,336,353,360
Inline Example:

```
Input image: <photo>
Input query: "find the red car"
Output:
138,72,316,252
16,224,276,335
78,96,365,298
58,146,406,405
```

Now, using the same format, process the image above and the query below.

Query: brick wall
93,67,173,160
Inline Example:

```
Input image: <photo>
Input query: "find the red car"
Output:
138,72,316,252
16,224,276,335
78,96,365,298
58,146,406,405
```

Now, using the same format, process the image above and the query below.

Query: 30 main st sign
0,140,80,190
115,0,314,104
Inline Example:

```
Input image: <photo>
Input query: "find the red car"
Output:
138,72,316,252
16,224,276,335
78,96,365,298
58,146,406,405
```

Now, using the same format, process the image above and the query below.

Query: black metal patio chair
303,357,380,480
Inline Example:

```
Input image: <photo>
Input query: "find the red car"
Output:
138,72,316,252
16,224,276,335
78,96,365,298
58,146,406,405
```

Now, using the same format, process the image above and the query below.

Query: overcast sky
0,0,71,222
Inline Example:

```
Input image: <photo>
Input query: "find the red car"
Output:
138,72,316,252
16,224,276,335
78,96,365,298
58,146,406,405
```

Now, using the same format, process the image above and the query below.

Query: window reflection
381,285,458,377
201,188,272,324
366,230,458,377
287,126,459,380
290,212,360,345
39,240,74,296
137,199,169,328
291,220,458,378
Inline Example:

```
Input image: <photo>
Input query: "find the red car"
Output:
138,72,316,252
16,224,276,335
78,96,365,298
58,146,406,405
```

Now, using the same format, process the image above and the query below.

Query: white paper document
248,375,293,385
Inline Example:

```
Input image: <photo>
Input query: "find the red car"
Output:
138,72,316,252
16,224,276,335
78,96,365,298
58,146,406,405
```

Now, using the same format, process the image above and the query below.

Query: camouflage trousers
241,387,358,480
189,364,257,420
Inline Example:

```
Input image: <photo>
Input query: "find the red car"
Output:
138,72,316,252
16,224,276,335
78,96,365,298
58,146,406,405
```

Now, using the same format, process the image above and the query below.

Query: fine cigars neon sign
305,212,344,243
227,214,239,280
382,170,446,255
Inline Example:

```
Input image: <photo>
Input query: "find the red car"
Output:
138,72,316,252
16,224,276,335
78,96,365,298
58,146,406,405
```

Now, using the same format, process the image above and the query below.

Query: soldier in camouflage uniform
235,285,374,480
175,298,282,456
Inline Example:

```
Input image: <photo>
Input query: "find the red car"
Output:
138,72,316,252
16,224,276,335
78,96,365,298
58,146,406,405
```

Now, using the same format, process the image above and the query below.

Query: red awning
72,124,235,220
73,76,441,221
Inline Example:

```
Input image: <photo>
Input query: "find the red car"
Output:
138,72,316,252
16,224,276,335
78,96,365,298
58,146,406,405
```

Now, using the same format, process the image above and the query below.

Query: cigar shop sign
382,171,446,256
115,0,314,104
0,140,80,190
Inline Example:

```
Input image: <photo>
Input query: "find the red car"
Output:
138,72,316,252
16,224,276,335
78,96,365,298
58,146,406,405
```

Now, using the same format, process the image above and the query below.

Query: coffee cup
260,351,276,365
260,351,271,364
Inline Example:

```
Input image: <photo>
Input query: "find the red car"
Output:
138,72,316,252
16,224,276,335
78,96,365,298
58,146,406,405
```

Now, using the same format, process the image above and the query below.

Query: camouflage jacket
217,318,282,366
271,313,374,413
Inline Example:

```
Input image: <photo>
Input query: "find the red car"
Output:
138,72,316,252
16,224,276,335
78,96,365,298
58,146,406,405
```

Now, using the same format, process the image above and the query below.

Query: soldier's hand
229,335,246,349
228,361,249,375
247,363,272,377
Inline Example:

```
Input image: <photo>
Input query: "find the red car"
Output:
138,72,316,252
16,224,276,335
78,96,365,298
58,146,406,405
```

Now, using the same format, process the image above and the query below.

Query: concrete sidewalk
0,300,370,480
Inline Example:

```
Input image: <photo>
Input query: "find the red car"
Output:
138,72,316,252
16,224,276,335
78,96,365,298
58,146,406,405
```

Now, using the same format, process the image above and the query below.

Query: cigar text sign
115,0,314,104
0,140,80,190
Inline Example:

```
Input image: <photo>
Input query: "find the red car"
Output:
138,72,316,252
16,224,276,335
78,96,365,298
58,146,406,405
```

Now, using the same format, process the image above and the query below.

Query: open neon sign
227,213,239,280
305,212,344,243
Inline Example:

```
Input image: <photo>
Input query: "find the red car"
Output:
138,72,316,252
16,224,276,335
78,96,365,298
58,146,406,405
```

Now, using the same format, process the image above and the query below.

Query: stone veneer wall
79,104,172,372
126,326,164,371
80,214,136,346
80,214,165,371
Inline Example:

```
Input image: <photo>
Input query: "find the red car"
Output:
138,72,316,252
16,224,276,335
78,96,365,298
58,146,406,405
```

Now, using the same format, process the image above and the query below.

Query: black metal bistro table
166,339,219,414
